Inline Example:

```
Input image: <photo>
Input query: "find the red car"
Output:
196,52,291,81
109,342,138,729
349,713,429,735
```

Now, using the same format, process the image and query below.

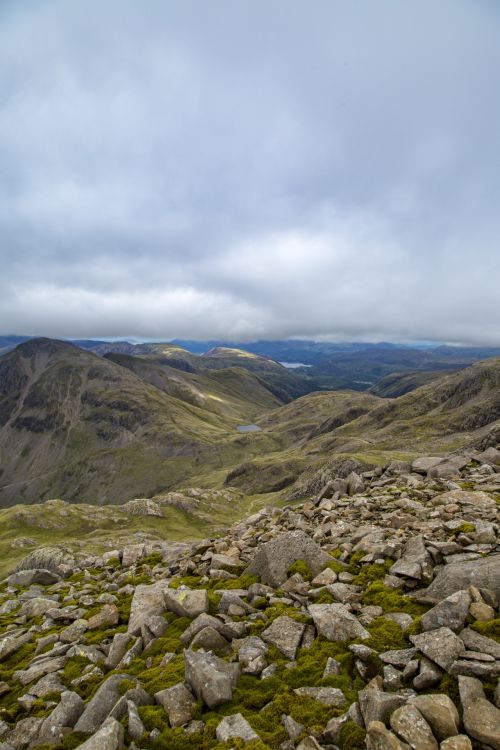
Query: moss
62,656,92,685
472,618,500,643
263,603,310,624
209,574,260,591
338,720,366,749
364,617,409,652
118,678,138,695
351,560,392,587
452,522,476,535
169,575,203,589
140,552,164,567
287,560,312,580
314,589,334,604
138,704,166,731
362,581,427,616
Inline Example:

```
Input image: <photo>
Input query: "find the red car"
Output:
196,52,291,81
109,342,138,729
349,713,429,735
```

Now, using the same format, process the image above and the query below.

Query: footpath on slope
0,447,499,750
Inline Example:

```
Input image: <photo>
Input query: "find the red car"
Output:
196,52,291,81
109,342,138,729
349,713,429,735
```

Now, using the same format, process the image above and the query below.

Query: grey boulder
245,530,331,587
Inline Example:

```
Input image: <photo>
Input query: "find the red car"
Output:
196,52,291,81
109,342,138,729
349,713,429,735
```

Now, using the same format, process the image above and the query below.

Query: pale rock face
245,530,331,586
410,627,465,671
155,683,196,728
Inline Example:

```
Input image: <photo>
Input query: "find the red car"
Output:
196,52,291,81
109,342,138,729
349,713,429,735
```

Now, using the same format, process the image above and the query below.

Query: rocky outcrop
0,448,499,749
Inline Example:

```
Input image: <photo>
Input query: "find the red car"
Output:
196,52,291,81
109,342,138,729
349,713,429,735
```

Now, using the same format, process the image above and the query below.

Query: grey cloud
0,0,499,344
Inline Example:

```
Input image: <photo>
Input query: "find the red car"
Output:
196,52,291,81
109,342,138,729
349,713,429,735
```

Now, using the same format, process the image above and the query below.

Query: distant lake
279,362,312,369
236,424,262,432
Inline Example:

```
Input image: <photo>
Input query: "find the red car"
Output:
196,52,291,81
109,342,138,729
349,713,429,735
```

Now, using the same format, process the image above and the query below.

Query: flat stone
410,627,464,671
439,737,472,750
423,554,500,601
308,603,370,641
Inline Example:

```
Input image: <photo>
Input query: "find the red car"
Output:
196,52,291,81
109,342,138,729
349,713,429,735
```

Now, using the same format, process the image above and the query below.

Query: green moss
209,574,260,591
351,560,392,587
338,720,366,749
263,603,310,623
287,560,312,580
140,552,164,567
362,581,427,616
472,618,500,643
452,522,476,535
169,575,203,589
364,617,409,651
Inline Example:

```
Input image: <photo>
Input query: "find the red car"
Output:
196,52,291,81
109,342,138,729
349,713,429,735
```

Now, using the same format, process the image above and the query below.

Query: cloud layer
1,0,499,344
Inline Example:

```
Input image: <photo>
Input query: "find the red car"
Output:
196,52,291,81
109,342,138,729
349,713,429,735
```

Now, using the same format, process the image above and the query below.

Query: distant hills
0,336,499,509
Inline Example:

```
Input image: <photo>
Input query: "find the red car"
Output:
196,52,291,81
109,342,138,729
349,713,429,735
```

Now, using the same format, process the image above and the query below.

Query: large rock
294,687,346,706
39,691,85,739
74,675,129,734
245,531,332,587
127,582,168,635
14,547,73,576
7,569,60,587
423,554,500,601
420,591,471,633
389,704,438,750
308,603,370,641
409,694,459,741
163,588,209,618
261,615,305,660
216,714,259,743
184,649,239,708
155,683,196,727
74,716,124,750
459,675,500,749
366,720,404,749
410,628,464,671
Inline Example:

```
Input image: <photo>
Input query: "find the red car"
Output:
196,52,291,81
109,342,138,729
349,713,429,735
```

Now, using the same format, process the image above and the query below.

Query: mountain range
0,336,499,513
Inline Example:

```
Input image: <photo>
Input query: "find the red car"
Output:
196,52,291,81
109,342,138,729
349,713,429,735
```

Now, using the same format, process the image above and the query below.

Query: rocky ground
0,448,500,750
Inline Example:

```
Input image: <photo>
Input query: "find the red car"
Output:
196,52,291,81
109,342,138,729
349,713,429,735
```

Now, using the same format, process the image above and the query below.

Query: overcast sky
0,0,499,344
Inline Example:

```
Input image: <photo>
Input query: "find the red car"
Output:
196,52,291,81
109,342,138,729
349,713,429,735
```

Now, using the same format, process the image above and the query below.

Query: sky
0,0,499,345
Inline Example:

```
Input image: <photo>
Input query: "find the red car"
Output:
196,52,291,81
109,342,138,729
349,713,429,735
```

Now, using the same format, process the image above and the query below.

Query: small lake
236,424,262,432
279,362,312,369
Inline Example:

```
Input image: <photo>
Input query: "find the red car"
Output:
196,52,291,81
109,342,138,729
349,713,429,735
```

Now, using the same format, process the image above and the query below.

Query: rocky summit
0,448,499,750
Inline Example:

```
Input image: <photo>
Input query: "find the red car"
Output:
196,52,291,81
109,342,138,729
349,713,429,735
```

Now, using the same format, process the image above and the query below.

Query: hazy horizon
1,1,499,345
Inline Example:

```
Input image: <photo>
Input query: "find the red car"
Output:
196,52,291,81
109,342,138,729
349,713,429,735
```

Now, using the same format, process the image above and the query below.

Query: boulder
366,721,404,749
216,713,259,743
420,591,471,633
389,704,438,750
127,582,168,635
74,716,124,750
409,694,459,741
410,628,464,671
308,603,370,641
184,649,239,708
155,683,196,727
423,554,500,601
39,690,85,738
294,686,346,706
261,615,305,660
74,675,129,734
459,675,500,749
7,569,60,587
163,588,209,618
245,530,331,587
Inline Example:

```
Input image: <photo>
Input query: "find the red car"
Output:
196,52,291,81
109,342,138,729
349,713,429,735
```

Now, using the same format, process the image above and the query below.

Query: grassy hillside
0,339,284,507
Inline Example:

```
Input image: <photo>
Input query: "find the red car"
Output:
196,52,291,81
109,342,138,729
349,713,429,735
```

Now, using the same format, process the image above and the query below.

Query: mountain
0,338,282,507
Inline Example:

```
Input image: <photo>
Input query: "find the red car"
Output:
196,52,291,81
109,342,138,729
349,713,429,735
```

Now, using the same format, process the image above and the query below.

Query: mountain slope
0,339,281,507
